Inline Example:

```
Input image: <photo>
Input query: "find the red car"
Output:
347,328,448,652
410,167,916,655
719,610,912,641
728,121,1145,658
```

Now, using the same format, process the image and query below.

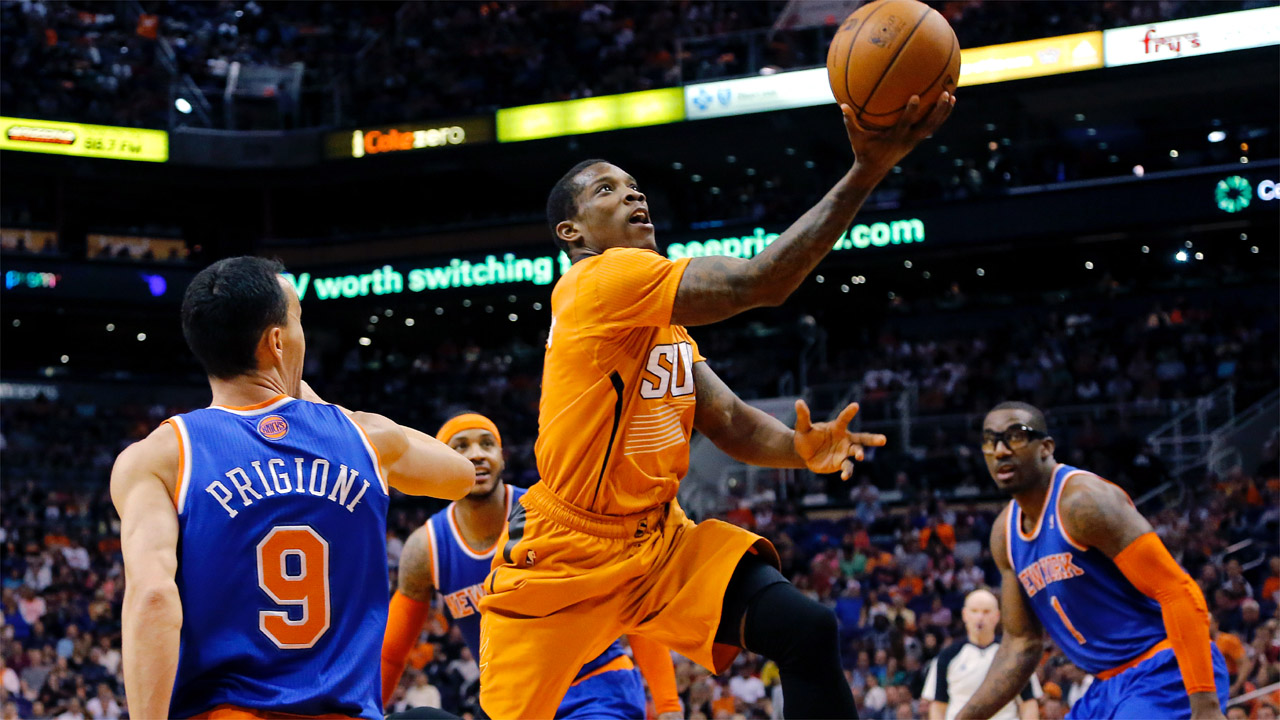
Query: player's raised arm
956,509,1043,720
1058,475,1225,720
300,381,475,499
670,93,954,327
350,412,475,499
111,426,183,720
382,525,437,707
692,362,885,479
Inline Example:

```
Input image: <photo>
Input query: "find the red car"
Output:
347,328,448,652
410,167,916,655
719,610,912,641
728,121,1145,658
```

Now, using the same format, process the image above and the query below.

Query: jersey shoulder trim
164,416,194,514
1015,463,1063,542
1004,501,1017,569
1054,470,1094,552
444,488,510,561
1054,467,1134,552
338,412,389,496
424,518,441,590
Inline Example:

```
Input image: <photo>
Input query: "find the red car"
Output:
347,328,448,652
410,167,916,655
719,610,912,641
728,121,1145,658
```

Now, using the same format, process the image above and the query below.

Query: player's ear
1040,436,1055,459
555,219,582,247
265,326,285,362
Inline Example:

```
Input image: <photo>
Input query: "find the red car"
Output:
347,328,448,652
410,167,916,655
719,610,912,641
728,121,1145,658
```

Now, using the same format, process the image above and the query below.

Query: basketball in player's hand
827,0,961,130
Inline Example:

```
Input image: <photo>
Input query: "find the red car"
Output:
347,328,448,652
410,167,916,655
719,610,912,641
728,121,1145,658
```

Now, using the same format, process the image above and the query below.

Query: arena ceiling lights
0,116,168,162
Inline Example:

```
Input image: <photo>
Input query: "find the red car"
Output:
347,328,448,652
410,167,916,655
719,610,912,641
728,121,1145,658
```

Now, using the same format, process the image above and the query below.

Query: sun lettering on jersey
639,342,695,399
1017,552,1086,597
443,583,487,619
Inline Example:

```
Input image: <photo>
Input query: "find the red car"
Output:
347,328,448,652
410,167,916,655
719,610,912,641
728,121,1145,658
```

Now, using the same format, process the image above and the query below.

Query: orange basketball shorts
477,482,777,720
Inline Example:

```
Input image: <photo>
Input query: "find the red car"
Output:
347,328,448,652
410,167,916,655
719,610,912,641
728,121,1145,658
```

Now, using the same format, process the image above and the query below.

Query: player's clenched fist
793,400,887,480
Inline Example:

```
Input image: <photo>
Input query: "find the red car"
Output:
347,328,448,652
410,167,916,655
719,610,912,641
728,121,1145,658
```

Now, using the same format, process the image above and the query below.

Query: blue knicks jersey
167,396,389,720
426,485,626,680
1005,464,1166,674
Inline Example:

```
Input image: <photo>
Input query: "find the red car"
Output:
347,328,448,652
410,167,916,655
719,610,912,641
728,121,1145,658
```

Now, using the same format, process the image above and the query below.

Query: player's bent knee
788,594,839,648
744,582,839,665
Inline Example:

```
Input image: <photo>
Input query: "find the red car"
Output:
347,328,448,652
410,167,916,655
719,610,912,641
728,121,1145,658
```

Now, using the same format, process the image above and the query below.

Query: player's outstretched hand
842,91,955,173
793,400,887,480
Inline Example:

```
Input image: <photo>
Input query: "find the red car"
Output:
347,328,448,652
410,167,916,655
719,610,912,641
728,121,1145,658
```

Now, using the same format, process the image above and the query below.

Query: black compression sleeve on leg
715,553,858,719
743,580,859,719
715,550,788,646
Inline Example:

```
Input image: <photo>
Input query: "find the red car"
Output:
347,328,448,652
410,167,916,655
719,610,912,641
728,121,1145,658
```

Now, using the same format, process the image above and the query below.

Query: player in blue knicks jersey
381,413,684,719
110,257,475,720
956,402,1228,720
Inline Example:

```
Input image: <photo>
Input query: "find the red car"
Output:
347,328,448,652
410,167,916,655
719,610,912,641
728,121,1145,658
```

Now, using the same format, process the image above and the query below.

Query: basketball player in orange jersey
381,412,682,719
477,93,955,720
956,402,1228,720
111,257,474,719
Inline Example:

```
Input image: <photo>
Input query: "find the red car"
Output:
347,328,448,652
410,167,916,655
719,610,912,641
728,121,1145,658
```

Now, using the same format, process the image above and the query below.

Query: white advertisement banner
684,68,833,120
1103,6,1280,66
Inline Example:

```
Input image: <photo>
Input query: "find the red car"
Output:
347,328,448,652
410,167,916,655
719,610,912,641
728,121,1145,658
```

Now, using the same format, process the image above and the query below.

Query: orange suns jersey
537,247,703,516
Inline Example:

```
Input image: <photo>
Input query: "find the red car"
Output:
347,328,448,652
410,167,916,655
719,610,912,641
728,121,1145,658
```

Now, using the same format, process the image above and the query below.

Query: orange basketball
827,0,961,130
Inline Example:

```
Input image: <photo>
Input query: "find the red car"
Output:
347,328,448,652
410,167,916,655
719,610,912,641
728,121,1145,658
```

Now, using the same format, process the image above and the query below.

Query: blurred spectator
1,1,1257,129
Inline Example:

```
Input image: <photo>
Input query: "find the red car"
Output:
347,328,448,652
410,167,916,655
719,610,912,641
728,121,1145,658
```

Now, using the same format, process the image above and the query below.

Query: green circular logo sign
1216,175,1252,213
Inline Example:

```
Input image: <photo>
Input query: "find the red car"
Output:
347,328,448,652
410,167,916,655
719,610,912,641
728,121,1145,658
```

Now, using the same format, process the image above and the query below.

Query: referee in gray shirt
923,588,1041,720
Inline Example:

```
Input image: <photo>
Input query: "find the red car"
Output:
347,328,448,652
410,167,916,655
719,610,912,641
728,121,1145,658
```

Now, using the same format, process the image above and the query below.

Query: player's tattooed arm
693,361,804,467
397,526,436,602
693,362,884,478
671,94,953,327
956,509,1043,720
1057,473,1154,558
1063,477,1225,720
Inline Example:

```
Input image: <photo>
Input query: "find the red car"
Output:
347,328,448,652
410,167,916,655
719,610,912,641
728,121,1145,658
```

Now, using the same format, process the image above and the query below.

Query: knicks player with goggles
478,93,955,720
382,413,683,719
956,402,1228,720
111,257,475,720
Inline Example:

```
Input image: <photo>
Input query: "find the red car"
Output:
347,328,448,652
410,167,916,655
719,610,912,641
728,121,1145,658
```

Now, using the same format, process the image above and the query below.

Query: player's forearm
928,701,947,720
382,591,431,707
399,425,476,499
1019,698,1039,720
743,162,891,306
628,635,682,715
1115,533,1218,695
708,400,805,469
954,634,1042,720
1189,691,1223,718
122,581,182,719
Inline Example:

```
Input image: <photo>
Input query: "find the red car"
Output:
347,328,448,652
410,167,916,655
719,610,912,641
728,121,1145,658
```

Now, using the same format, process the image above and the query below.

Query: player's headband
436,413,501,447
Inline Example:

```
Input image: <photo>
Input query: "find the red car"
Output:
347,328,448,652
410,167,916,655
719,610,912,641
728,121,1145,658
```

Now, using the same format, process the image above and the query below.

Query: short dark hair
987,401,1048,433
546,158,610,253
181,256,289,379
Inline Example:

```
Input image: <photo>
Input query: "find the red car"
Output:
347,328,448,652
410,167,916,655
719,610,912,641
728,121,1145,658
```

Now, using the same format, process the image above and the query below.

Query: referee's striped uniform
922,640,1042,720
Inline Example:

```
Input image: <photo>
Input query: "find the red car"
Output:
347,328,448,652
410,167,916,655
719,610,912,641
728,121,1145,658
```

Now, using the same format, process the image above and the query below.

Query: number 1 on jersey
1051,596,1087,645
256,526,331,649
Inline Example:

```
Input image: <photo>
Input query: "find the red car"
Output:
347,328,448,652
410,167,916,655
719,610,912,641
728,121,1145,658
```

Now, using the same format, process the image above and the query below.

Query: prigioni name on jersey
206,457,375,519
